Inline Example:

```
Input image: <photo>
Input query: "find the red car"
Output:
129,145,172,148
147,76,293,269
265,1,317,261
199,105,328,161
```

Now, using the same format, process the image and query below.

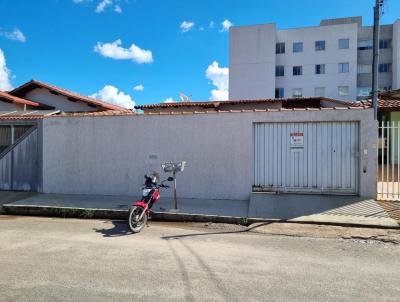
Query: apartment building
229,16,400,101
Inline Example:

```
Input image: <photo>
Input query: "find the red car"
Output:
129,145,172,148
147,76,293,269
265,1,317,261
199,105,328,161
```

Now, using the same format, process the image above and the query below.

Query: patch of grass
53,207,95,219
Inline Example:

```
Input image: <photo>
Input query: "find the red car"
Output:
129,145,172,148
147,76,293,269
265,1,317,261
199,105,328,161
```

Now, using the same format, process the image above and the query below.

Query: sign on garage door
253,122,359,194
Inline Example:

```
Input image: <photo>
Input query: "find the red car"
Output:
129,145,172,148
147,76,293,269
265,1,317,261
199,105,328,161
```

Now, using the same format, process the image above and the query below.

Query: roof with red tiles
10,80,130,112
360,90,400,111
134,96,356,110
379,89,400,99
0,106,371,120
0,90,50,108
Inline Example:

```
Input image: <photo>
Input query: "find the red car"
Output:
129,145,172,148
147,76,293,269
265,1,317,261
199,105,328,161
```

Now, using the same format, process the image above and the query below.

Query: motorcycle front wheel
128,206,148,233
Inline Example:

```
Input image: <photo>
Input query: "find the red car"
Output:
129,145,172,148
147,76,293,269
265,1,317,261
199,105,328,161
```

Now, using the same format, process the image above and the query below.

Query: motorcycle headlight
142,189,152,197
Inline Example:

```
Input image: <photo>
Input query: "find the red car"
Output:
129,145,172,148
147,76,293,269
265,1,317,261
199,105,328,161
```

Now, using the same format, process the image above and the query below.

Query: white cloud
220,19,233,32
90,85,135,109
94,39,153,64
114,4,122,13
133,84,144,91
210,89,228,101
164,97,175,103
209,21,215,28
1,28,26,42
0,49,13,91
205,61,229,101
96,0,112,13
199,27,204,31
73,0,91,3
180,21,195,33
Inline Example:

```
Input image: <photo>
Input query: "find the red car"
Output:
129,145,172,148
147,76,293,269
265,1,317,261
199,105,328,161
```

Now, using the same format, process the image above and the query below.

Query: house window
275,88,284,98
314,87,325,97
379,39,392,49
293,42,303,53
292,88,303,97
357,87,372,97
338,63,349,73
379,63,392,73
275,65,285,77
357,64,372,74
339,38,349,49
315,64,325,74
276,42,285,54
358,39,373,50
338,86,349,96
293,66,302,76
315,40,325,51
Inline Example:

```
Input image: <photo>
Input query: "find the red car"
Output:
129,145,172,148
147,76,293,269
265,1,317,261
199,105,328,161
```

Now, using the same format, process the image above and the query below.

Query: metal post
173,171,177,210
372,0,383,120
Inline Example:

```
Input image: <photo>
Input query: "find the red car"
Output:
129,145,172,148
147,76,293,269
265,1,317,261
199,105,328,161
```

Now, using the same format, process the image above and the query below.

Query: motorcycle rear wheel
128,206,148,233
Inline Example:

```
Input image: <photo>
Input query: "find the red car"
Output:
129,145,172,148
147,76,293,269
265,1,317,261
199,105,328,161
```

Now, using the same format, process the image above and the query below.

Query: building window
357,64,372,74
276,42,285,54
380,86,392,92
357,87,372,97
338,86,349,96
292,88,303,97
293,42,303,53
275,65,285,77
293,66,302,76
338,63,349,73
315,64,325,74
315,40,325,51
275,88,284,98
358,39,373,50
379,63,392,73
339,38,349,49
314,87,325,97
379,39,392,49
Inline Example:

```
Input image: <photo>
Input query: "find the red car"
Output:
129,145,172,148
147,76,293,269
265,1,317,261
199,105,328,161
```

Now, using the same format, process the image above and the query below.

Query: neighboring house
1,80,127,113
0,79,129,163
377,89,400,122
0,90,51,111
229,16,400,101
135,96,355,113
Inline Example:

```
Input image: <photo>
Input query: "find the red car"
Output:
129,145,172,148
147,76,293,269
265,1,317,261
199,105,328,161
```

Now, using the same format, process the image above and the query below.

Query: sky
0,0,399,108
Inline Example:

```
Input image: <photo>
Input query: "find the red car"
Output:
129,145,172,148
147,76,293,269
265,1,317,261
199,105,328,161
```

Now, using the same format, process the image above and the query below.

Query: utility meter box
162,161,186,173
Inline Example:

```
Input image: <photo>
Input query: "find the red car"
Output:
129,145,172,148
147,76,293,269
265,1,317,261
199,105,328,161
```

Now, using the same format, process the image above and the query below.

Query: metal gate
253,122,359,194
0,124,39,191
378,121,400,200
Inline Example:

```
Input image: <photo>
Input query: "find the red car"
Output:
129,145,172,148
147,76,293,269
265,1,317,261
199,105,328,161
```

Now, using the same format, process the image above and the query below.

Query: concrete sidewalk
1,191,399,228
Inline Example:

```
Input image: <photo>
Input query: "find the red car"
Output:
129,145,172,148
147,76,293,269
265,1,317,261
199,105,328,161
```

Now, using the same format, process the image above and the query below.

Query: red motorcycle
128,174,173,233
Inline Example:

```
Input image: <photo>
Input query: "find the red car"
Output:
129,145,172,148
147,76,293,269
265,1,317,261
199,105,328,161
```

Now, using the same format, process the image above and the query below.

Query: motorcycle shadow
93,220,133,237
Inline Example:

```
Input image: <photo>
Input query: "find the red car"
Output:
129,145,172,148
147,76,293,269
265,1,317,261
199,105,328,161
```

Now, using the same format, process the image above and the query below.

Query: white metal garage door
253,122,359,194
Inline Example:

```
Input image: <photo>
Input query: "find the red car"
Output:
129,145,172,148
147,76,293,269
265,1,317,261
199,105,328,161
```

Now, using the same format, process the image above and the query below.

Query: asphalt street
0,216,399,302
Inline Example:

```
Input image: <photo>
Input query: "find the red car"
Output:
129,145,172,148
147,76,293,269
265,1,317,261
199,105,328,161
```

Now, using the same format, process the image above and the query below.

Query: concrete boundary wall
41,109,377,200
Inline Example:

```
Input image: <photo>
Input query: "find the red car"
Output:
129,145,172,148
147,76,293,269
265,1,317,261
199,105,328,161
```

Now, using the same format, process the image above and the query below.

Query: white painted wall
393,20,400,90
0,101,24,111
25,88,96,112
229,24,276,100
41,109,377,200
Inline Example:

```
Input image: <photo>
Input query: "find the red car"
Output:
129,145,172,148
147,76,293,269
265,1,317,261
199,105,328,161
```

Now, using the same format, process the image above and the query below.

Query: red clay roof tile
10,80,130,111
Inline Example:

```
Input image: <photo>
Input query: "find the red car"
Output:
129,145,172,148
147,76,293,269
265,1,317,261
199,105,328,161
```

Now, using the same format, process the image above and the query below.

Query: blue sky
0,0,399,108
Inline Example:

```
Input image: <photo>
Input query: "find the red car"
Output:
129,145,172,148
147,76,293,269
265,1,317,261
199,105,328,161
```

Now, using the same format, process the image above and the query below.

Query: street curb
2,204,400,229
2,205,249,224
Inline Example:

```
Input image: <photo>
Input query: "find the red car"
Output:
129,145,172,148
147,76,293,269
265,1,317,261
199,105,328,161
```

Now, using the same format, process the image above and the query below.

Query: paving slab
3,193,249,218
1,191,399,228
